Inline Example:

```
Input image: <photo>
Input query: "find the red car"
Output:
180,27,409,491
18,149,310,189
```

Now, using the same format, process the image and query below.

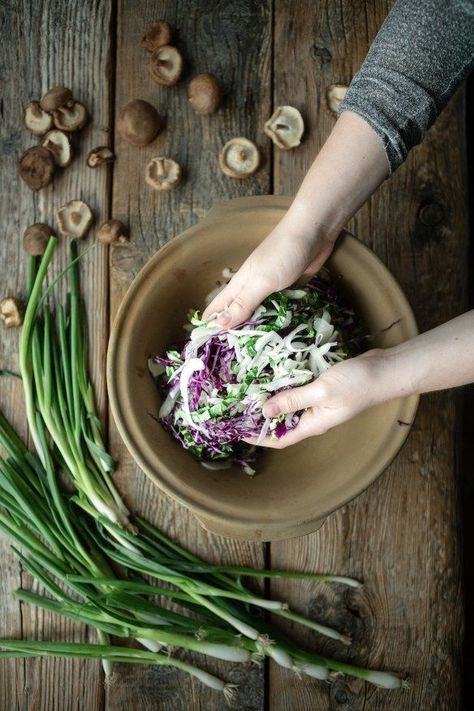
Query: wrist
282,197,341,245
362,345,420,403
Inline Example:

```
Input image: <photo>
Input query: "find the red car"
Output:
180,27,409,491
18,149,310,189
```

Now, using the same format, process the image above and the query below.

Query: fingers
202,282,239,323
203,287,261,328
202,270,277,329
243,410,320,449
213,294,260,328
262,380,328,418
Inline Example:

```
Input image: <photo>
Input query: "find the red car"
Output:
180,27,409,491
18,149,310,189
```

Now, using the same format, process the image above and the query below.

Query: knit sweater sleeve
338,0,474,174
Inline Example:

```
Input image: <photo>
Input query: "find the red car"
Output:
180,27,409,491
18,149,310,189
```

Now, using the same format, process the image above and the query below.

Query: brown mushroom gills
42,130,71,167
53,102,88,132
87,146,115,167
219,138,260,179
148,46,183,86
56,200,94,239
0,297,24,328
264,106,304,150
145,157,181,190
23,102,54,136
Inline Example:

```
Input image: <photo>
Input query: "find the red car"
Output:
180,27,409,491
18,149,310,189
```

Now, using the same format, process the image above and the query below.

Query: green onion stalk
0,412,258,695
0,408,408,691
0,236,408,693
0,641,240,700
20,241,133,544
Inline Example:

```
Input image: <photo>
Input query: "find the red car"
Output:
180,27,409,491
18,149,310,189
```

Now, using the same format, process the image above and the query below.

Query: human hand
202,206,337,328
244,350,387,448
203,113,390,329
245,307,474,448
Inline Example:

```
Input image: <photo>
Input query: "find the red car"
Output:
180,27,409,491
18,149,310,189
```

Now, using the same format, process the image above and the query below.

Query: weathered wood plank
107,1,272,708
0,0,113,708
1,0,467,707
270,1,466,709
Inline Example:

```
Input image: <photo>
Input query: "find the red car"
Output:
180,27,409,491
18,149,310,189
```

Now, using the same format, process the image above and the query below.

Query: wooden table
0,1,468,709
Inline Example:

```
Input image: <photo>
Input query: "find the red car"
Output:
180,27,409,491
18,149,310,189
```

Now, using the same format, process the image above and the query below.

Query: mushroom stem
155,159,165,177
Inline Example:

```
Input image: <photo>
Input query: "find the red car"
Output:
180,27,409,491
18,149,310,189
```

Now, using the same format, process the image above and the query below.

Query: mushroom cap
22,223,54,256
145,157,181,191
56,200,93,239
219,138,260,179
326,84,348,114
52,102,88,132
87,146,115,167
264,106,304,150
42,129,72,167
0,297,24,328
18,146,55,191
96,219,128,245
140,20,172,51
40,86,74,112
23,101,54,136
117,100,161,147
148,45,184,87
187,74,221,115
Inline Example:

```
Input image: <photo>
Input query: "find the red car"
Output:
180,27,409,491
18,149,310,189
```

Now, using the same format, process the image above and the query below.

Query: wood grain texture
270,1,466,710
0,0,468,708
107,1,271,708
0,0,113,708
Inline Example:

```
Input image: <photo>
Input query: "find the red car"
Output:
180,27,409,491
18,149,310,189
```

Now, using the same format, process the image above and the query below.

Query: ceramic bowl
107,196,418,541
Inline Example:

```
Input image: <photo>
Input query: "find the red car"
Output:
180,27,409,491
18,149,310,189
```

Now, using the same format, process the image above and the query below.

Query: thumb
203,278,275,329
263,380,328,418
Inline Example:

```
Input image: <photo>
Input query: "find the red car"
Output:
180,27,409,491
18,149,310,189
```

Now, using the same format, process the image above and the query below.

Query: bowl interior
108,198,418,534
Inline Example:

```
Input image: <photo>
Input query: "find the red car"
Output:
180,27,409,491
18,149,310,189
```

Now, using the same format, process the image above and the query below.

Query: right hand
203,112,391,328
202,212,337,328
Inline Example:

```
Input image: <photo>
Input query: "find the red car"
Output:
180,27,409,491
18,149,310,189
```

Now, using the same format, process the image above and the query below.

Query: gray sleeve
338,0,474,174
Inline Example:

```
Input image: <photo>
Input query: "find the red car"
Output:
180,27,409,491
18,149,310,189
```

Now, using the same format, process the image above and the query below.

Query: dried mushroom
117,100,160,146
42,129,72,167
187,74,221,115
141,20,172,51
219,138,260,179
23,101,53,136
40,86,74,112
0,297,23,329
145,157,181,191
148,45,183,86
56,200,93,239
264,106,304,150
87,146,115,168
18,146,55,191
23,223,53,255
53,102,88,132
326,84,348,114
96,219,128,245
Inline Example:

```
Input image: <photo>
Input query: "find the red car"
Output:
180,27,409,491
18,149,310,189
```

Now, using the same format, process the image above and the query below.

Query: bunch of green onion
0,238,407,698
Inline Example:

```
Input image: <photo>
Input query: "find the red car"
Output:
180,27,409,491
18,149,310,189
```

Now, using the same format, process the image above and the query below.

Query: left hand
244,350,386,448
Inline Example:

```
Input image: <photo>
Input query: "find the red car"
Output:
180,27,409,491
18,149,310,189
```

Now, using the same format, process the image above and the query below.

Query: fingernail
263,403,280,418
217,312,231,326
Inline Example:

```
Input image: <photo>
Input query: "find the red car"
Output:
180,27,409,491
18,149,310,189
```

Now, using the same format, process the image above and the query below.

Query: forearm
339,0,474,173
278,111,389,242
374,311,474,400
